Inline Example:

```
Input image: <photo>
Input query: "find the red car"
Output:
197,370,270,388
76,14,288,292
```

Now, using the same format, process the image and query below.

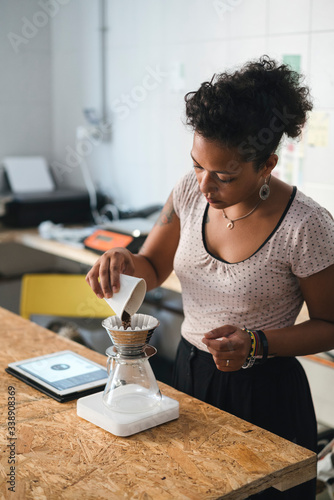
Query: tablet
6,350,108,403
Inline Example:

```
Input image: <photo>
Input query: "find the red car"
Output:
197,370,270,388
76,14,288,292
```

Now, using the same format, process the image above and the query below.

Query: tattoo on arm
138,243,146,254
156,194,175,226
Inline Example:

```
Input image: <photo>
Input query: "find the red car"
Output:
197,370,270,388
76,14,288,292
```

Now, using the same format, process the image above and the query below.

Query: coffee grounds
121,311,131,329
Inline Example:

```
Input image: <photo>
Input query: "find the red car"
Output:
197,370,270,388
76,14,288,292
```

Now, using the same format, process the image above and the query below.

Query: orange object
84,230,134,253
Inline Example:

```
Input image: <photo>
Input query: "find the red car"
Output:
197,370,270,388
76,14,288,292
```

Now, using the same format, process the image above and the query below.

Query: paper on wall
307,112,330,147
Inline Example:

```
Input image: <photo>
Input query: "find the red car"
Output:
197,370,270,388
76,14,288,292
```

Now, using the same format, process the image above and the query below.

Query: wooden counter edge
0,307,318,498
272,453,316,491
301,354,334,369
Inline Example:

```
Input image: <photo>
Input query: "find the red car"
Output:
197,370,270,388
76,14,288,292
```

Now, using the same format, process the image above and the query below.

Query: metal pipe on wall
100,0,108,126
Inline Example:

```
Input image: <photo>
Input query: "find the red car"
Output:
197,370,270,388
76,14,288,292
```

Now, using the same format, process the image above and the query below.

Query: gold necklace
222,199,262,229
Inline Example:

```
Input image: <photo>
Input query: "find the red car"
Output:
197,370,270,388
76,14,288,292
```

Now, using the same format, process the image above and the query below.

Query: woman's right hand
85,247,135,299
86,190,180,299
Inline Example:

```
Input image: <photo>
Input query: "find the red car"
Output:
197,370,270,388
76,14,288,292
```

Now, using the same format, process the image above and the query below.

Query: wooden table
0,228,181,293
0,308,316,499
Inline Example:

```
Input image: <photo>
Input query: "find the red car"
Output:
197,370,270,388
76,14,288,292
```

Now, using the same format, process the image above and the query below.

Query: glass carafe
103,345,161,414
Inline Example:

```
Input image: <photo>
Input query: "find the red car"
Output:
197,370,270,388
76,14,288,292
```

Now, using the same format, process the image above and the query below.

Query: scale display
84,230,134,253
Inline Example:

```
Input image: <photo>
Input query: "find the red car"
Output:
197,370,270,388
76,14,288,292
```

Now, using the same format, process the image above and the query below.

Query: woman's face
191,133,270,210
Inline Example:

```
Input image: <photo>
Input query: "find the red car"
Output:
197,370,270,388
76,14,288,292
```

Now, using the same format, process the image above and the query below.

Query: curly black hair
185,55,313,170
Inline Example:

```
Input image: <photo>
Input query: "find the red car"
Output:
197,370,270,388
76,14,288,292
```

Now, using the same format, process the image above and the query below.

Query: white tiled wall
2,0,334,214
311,0,334,31
48,0,334,213
0,0,52,162
268,0,312,35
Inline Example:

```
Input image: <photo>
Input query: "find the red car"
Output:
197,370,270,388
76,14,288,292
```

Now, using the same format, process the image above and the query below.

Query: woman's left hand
202,325,252,371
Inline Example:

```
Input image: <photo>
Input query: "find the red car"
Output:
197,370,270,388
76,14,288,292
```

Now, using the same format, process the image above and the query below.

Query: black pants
173,337,317,500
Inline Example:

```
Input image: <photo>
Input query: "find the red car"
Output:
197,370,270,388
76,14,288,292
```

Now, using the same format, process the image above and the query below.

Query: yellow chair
20,274,114,321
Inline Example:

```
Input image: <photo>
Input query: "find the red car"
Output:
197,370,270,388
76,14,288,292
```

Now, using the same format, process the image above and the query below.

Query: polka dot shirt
173,171,334,352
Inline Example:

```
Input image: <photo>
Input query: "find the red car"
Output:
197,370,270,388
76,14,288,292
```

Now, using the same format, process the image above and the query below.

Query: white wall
2,0,334,214
50,1,102,193
0,0,52,171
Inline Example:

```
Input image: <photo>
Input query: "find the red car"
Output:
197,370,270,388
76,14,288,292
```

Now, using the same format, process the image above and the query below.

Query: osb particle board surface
0,307,316,499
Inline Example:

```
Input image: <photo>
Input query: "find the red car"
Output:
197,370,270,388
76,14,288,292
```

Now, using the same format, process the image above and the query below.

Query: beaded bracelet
242,328,257,369
255,329,268,365
242,328,268,369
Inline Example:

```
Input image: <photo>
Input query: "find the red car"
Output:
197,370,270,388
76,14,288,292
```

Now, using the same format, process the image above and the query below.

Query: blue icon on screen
51,364,70,371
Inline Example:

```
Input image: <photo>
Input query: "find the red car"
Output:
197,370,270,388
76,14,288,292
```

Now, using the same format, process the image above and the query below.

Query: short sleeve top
173,170,334,351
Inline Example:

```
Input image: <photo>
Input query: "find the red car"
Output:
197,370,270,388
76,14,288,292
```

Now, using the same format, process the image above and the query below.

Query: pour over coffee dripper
77,275,179,436
102,314,161,414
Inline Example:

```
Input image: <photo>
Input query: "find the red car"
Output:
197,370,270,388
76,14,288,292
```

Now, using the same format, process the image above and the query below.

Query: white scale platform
77,390,179,437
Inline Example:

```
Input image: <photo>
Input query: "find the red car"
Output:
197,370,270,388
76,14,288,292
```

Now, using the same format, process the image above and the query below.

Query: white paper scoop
103,274,146,319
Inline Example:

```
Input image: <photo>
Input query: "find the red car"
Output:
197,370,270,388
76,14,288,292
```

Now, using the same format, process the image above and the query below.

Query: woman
86,56,334,499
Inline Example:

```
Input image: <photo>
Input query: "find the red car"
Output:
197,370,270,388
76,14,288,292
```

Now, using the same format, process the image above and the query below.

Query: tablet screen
14,352,107,391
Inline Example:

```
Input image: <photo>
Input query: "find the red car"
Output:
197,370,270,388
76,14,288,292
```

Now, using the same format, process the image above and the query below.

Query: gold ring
226,359,230,367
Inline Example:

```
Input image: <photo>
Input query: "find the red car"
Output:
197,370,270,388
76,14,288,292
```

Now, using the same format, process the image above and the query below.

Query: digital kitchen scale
77,389,179,437
77,313,179,437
